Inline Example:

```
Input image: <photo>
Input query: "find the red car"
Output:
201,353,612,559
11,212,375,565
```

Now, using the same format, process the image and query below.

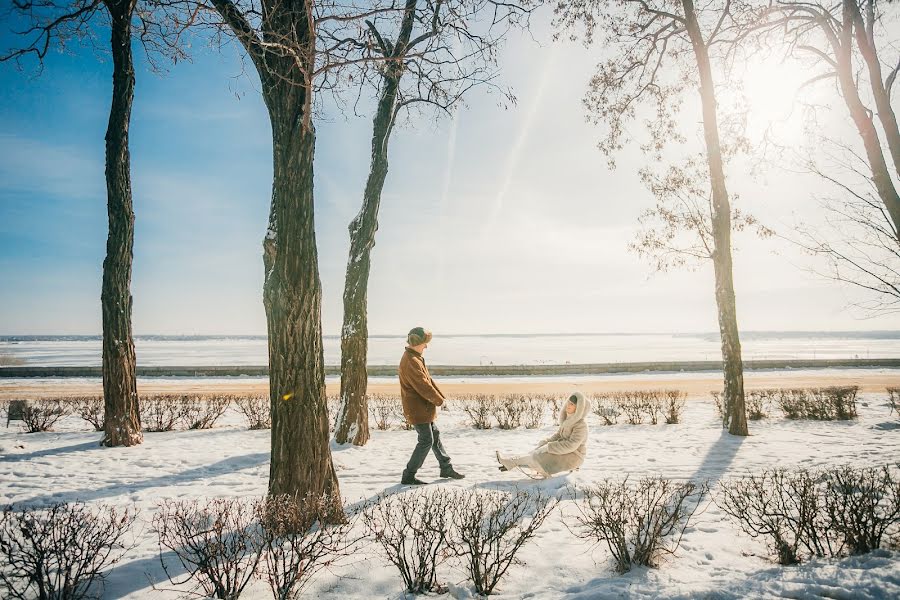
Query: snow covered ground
1,392,899,599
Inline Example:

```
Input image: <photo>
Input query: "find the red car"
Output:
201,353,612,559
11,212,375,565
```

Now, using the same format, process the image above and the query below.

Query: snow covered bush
493,394,526,430
368,394,396,430
460,394,497,430
20,398,70,433
591,393,620,425
140,394,186,432
888,387,899,416
236,395,271,430
663,390,686,424
643,391,663,424
181,395,232,430
154,497,264,600
777,387,859,421
717,469,830,565
522,396,548,429
719,465,900,563
70,395,105,431
257,494,357,600
818,386,859,420
363,488,456,594
616,392,645,425
450,489,558,596
0,502,137,600
745,389,776,421
569,477,707,573
822,465,900,555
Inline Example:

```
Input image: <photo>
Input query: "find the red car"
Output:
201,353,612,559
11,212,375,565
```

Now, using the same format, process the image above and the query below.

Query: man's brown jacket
399,347,445,425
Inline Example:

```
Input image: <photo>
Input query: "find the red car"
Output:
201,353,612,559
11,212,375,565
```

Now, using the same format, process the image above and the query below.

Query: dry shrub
0,502,137,600
70,395,105,431
154,497,264,600
663,390,686,424
522,396,549,429
460,394,497,430
746,389,777,421
390,402,414,430
141,394,186,432
363,488,455,594
777,387,859,420
493,394,526,430
591,393,620,425
258,495,356,600
642,391,663,425
236,395,271,430
710,391,724,420
21,399,70,433
717,465,900,565
717,469,831,565
181,395,232,430
615,392,645,425
570,477,707,573
368,394,397,431
823,465,900,555
451,489,558,596
888,387,899,416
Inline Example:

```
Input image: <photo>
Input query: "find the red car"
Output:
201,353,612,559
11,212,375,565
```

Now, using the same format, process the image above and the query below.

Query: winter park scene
3,1,900,599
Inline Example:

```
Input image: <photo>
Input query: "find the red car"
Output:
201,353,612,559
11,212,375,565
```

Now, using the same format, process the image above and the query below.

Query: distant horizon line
3,330,900,340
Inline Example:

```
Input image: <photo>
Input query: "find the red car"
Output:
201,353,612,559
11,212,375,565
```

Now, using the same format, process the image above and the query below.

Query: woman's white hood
558,391,589,426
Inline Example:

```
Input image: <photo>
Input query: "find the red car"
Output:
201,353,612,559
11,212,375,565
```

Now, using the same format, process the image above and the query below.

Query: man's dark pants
403,422,452,479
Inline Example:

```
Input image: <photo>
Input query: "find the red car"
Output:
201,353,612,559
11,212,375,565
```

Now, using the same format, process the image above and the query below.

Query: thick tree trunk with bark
263,99,341,509
849,0,900,181
335,0,418,446
100,0,142,448
683,0,748,436
835,2,900,238
209,0,343,520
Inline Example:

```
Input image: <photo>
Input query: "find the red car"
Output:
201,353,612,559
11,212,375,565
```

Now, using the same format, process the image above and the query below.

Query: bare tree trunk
333,84,396,445
264,102,341,507
335,0,417,446
334,83,399,447
683,0,748,436
208,0,343,521
833,1,900,238
849,0,900,180
100,0,142,448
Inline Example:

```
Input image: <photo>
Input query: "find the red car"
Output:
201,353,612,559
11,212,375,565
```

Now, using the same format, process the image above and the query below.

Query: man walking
399,327,464,485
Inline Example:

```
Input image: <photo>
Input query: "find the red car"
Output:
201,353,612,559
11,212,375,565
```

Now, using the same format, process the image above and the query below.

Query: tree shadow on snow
688,429,746,485
0,439,101,463
9,452,269,507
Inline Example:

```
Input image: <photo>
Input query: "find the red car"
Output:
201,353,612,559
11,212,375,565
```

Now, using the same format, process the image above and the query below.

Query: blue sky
1,12,897,336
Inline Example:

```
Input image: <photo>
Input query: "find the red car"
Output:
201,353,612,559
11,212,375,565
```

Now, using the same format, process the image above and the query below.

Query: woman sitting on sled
496,391,589,478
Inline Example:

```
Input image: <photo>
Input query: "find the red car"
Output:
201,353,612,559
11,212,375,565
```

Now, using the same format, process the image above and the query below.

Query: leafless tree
158,0,414,510
335,0,532,446
793,140,900,313
2,1,188,448
555,0,768,435
763,1,900,239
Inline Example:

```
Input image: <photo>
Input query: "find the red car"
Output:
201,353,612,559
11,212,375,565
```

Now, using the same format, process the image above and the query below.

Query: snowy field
1,392,899,599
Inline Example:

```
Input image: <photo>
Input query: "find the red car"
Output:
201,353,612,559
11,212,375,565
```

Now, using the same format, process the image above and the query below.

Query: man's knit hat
407,327,433,346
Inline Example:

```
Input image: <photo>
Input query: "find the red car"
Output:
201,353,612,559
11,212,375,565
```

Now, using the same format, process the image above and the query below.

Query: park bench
6,400,27,428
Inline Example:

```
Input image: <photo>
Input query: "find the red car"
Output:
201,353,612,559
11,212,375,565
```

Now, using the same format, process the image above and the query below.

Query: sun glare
729,56,826,144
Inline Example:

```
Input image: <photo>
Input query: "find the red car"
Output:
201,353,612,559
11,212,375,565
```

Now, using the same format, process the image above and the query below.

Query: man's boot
440,466,465,480
401,474,428,485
